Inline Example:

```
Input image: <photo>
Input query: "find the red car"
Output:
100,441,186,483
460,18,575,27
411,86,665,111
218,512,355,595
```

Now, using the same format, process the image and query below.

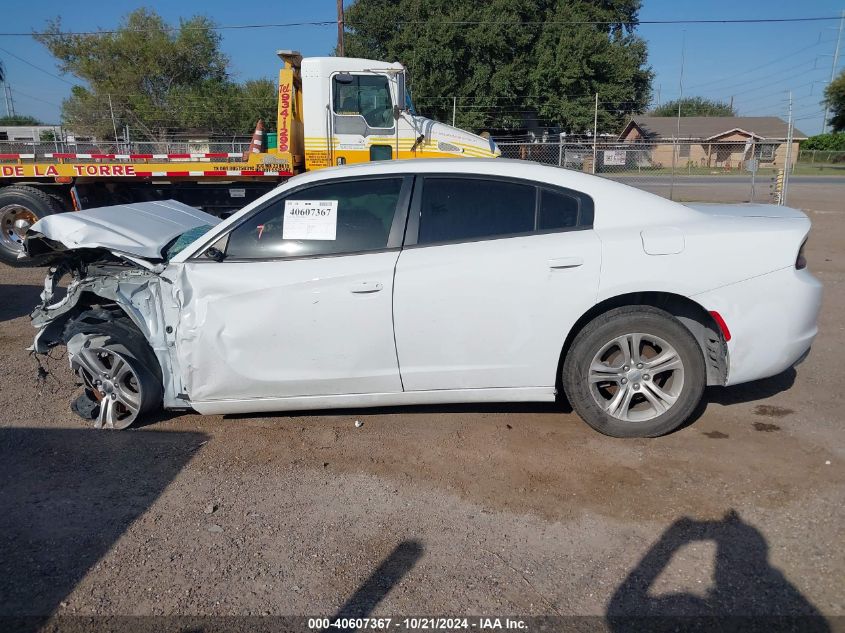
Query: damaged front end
30,253,187,427
25,200,220,427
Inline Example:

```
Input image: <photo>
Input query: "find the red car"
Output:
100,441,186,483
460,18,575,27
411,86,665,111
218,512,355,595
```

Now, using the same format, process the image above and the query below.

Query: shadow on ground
0,284,42,322
327,540,424,633
607,510,829,632
0,427,208,626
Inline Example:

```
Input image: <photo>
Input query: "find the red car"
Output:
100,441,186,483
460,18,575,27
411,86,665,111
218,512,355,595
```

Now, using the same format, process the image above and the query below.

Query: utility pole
670,32,685,201
107,94,119,145
0,59,15,117
336,0,345,57
592,92,598,174
452,96,456,127
4,84,15,117
821,10,844,133
783,91,794,205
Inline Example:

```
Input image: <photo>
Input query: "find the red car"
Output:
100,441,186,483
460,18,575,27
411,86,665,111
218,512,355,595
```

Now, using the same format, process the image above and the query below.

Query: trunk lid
24,200,220,262
685,203,807,220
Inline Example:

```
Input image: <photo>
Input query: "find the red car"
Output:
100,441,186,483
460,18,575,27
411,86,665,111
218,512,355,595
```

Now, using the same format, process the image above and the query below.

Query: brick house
618,116,806,169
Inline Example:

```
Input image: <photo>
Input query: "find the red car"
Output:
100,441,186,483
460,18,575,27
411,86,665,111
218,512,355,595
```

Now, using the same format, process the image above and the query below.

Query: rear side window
225,178,403,259
539,189,580,230
418,178,536,244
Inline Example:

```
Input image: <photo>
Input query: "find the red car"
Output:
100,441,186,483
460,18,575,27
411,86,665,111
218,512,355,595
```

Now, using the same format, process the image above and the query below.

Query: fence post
750,138,756,202
669,139,677,201
558,133,564,167
592,93,598,174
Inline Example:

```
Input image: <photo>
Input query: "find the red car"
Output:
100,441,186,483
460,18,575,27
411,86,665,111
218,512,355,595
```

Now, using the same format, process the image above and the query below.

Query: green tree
802,132,845,151
36,9,276,141
824,70,845,132
650,97,736,117
342,0,652,134
0,114,41,125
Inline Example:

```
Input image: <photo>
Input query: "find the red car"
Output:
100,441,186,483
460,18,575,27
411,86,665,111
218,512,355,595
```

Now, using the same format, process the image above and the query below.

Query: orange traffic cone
245,119,265,157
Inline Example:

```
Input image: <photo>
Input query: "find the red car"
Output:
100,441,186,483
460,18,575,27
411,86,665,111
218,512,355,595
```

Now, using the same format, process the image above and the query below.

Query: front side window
333,74,394,129
225,178,403,260
418,178,536,244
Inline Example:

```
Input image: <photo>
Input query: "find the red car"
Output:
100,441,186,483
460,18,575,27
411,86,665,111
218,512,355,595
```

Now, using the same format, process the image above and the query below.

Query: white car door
173,175,413,403
393,175,602,392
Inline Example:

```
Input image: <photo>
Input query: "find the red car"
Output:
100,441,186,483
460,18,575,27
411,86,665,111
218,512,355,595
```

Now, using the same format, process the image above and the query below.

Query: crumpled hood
25,199,220,260
685,203,807,220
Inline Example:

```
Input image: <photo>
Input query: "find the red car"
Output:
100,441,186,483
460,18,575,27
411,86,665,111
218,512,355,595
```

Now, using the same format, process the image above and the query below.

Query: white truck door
330,72,398,163
393,175,602,392
174,175,413,404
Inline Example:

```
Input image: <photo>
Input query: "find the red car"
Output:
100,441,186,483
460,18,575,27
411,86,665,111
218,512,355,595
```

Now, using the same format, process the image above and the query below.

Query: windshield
164,225,215,260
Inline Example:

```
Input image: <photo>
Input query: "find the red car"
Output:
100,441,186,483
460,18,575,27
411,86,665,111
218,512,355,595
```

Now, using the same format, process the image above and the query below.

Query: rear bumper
693,266,822,386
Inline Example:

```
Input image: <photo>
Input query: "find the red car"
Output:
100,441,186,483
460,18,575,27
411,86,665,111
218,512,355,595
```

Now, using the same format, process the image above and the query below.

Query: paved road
608,174,845,186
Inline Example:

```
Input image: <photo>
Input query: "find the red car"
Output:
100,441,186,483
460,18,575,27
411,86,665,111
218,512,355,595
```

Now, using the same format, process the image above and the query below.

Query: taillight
796,240,807,270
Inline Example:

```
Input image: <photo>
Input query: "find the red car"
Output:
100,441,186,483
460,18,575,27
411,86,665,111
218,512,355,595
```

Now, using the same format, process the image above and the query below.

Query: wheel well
557,292,728,389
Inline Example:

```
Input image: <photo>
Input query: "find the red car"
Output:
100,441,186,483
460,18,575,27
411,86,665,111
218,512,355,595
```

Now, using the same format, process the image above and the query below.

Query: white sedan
23,159,822,437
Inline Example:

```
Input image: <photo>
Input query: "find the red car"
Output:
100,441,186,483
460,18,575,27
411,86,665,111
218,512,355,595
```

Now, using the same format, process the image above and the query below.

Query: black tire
0,185,63,265
562,306,706,438
63,307,163,429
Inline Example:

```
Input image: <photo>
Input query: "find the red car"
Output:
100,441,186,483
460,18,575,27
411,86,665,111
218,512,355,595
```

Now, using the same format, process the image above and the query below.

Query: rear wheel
0,185,63,265
562,306,706,437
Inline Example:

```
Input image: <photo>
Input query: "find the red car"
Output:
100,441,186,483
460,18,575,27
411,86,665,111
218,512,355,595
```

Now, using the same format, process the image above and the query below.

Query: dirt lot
0,185,842,630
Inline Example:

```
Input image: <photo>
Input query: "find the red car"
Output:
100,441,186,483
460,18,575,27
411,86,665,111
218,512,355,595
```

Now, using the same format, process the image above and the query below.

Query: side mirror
396,71,409,112
205,246,225,262
335,73,354,85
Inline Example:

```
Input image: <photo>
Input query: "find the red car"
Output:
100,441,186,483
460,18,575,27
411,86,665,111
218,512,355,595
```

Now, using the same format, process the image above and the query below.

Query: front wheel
562,306,706,437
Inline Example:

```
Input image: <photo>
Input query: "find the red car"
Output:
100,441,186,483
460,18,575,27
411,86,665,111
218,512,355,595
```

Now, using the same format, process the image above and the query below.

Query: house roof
621,116,807,141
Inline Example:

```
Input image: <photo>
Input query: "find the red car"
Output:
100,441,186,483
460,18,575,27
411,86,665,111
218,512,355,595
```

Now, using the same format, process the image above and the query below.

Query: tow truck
0,50,500,263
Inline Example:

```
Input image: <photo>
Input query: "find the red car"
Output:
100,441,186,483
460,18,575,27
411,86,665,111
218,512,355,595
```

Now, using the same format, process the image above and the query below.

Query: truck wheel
0,185,62,265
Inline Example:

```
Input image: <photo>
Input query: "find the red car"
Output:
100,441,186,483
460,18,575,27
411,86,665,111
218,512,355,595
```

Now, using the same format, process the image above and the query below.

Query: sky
0,0,843,136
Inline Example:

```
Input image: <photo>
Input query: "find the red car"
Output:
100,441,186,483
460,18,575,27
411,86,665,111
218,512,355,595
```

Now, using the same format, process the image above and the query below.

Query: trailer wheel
0,185,63,265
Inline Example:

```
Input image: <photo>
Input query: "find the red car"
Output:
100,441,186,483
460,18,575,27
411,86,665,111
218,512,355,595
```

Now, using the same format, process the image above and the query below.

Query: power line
683,38,829,91
0,45,73,84
9,87,61,107
0,15,842,37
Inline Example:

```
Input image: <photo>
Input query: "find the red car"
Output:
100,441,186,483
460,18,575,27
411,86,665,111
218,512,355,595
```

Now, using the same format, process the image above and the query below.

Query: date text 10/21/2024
307,617,528,630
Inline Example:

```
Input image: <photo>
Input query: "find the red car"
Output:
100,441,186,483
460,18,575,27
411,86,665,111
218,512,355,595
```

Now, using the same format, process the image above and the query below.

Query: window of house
418,178,536,244
756,143,778,161
678,144,691,158
332,74,394,129
224,178,403,260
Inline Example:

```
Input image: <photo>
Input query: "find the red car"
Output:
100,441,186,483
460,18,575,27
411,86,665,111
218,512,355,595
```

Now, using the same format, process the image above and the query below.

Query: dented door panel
171,253,402,403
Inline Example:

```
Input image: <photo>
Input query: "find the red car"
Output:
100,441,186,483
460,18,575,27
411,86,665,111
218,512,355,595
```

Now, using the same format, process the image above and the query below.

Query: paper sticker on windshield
283,200,338,240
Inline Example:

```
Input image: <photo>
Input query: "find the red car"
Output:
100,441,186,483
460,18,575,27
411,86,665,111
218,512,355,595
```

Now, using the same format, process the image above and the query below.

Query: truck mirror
335,73,354,85
396,71,408,112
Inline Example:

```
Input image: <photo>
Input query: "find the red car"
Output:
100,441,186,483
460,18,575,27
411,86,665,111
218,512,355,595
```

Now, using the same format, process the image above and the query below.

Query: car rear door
392,175,602,392
173,175,412,403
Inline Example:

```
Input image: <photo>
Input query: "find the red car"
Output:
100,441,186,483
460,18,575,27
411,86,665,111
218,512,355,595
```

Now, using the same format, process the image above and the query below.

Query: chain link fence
0,138,254,159
496,140,840,204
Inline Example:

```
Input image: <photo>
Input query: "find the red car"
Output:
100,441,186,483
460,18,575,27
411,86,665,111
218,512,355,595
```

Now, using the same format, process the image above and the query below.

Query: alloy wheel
587,332,685,423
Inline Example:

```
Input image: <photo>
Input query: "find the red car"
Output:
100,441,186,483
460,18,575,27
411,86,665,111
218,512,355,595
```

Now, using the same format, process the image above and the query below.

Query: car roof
285,158,604,191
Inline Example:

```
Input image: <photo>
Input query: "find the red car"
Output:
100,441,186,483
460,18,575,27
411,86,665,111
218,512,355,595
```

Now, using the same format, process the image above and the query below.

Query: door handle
350,281,383,293
548,256,584,269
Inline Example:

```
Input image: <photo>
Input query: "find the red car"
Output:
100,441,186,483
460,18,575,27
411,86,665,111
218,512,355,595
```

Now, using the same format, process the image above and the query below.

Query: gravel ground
0,186,842,629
